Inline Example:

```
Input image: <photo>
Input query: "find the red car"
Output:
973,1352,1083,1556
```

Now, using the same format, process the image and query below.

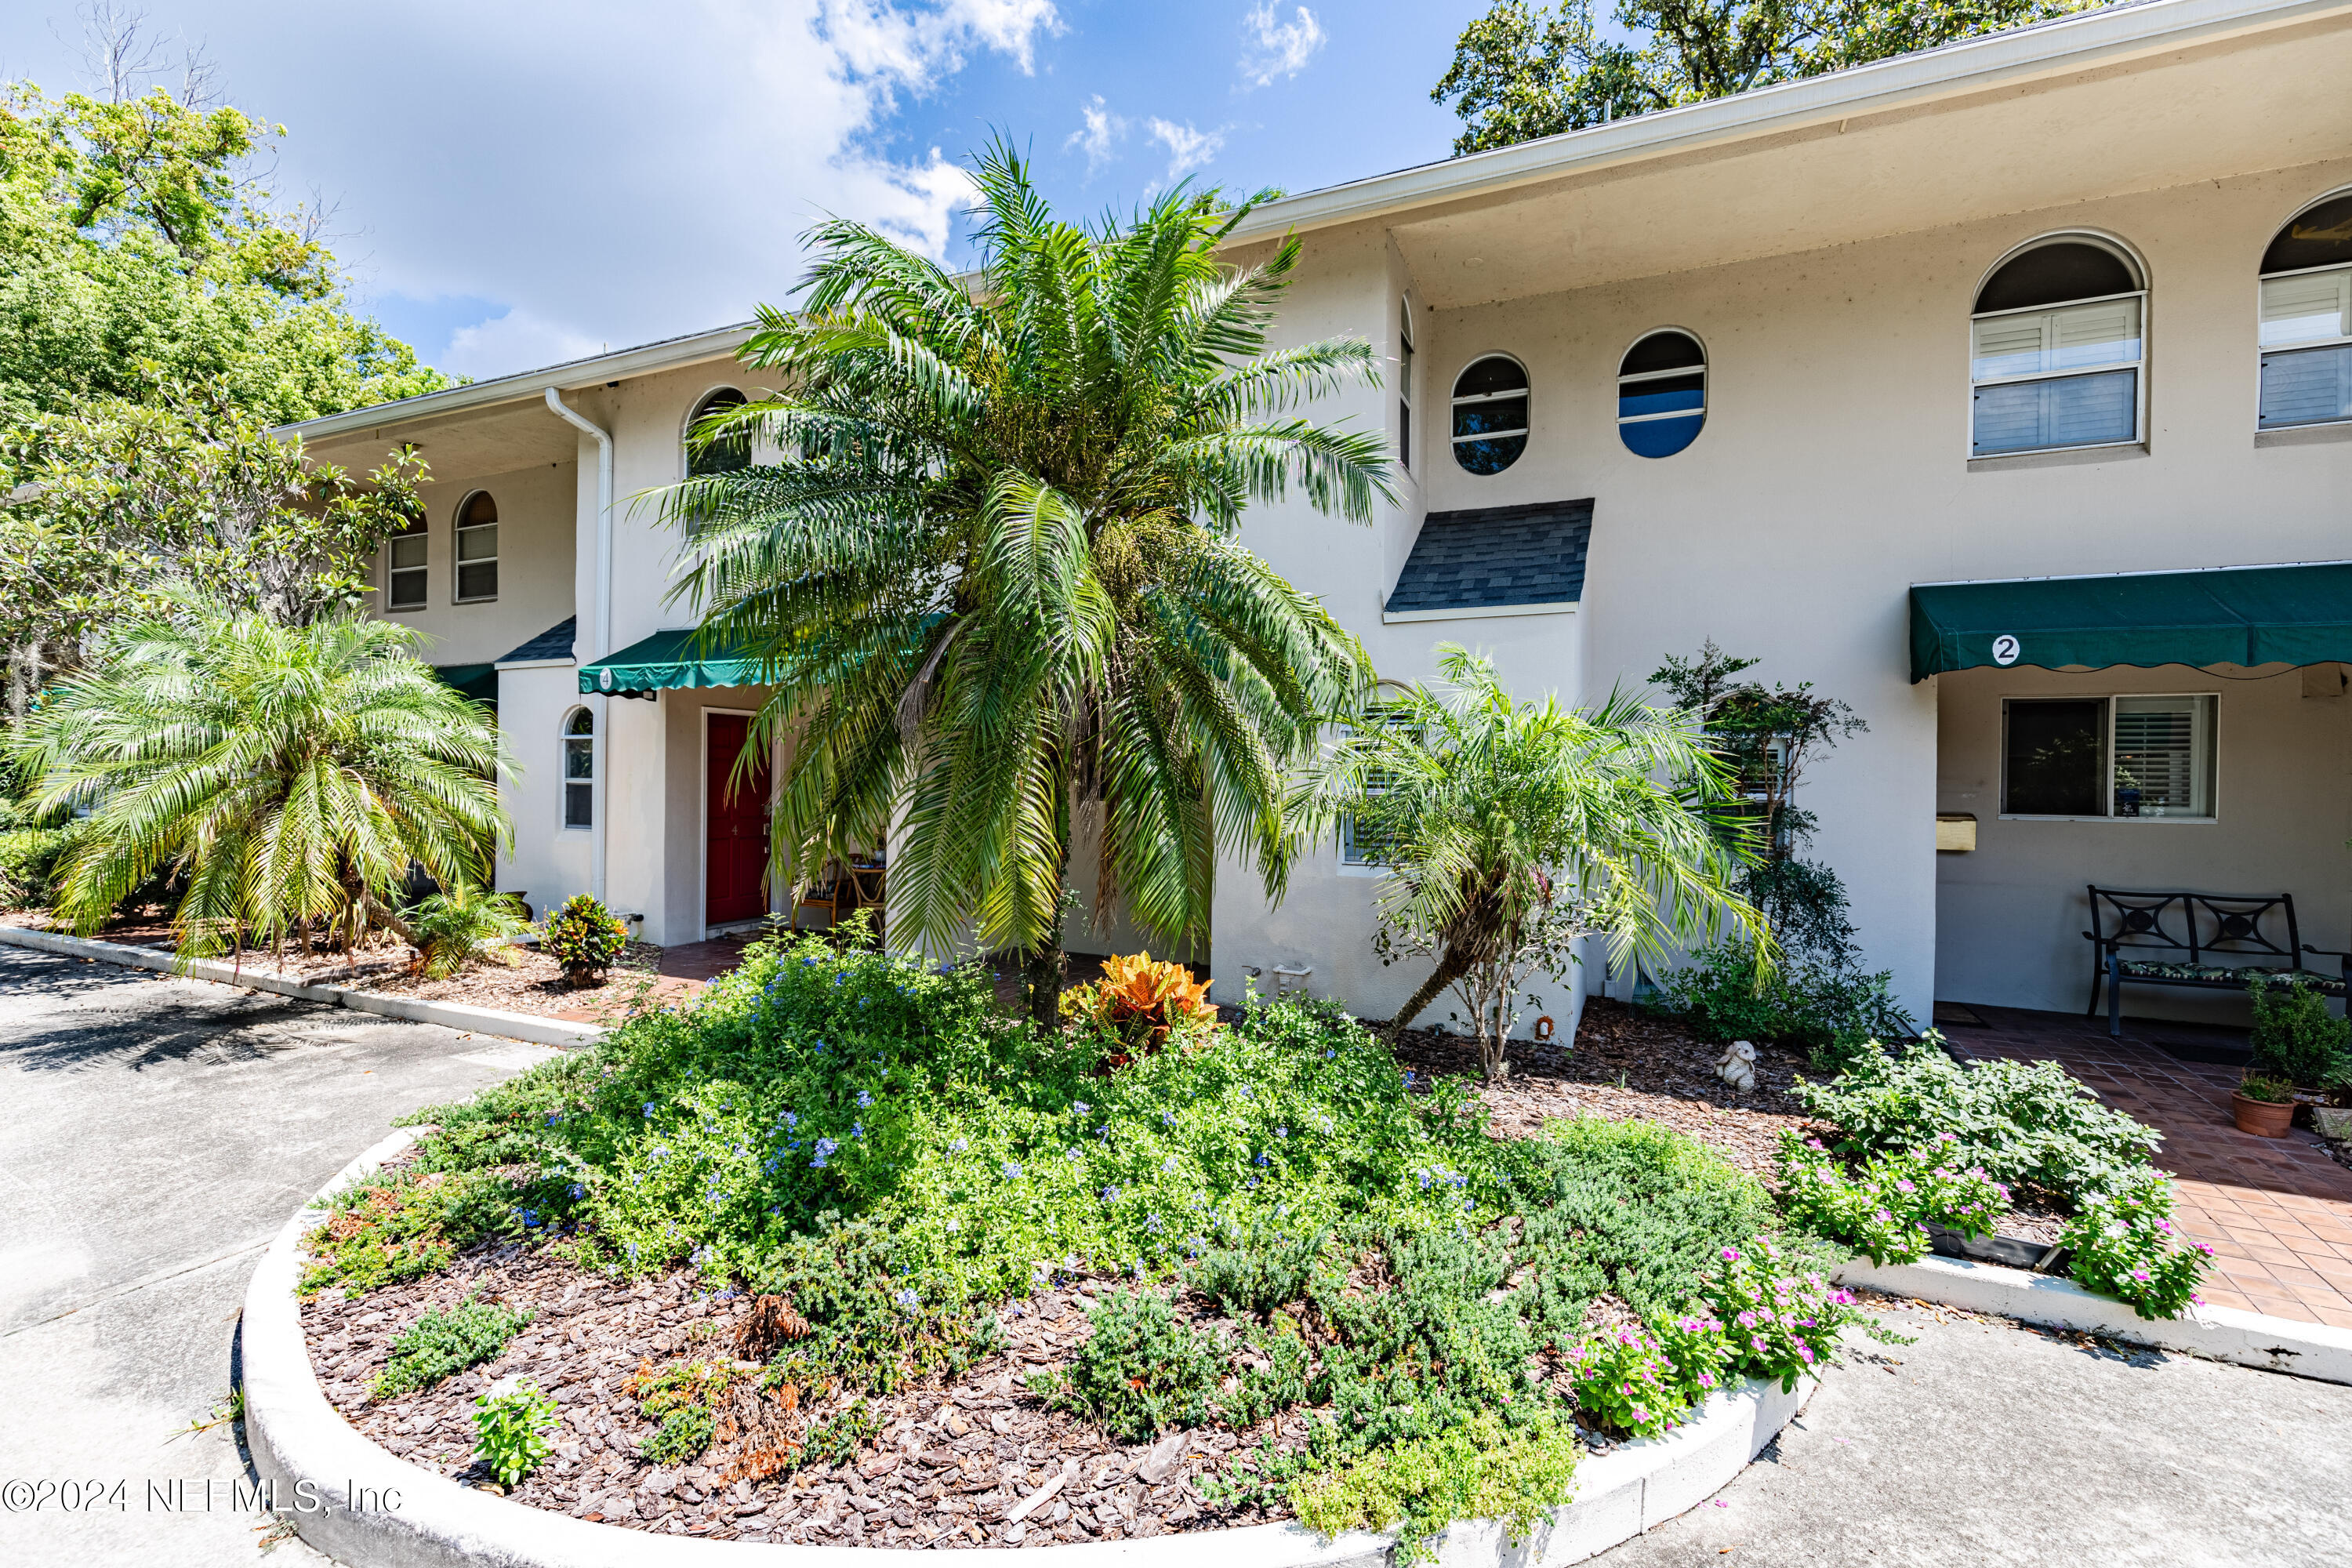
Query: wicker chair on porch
792,857,886,931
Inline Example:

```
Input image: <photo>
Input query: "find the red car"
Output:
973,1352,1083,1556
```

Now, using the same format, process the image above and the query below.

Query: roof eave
1226,0,2352,246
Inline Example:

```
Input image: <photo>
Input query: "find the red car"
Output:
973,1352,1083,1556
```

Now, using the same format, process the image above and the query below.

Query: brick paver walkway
1938,1004,2352,1329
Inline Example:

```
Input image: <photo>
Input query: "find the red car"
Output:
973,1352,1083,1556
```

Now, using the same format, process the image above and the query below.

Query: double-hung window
1969,239,2145,458
454,491,499,603
1397,300,1415,474
385,521,427,612
562,708,595,829
2258,191,2352,431
2002,695,2215,820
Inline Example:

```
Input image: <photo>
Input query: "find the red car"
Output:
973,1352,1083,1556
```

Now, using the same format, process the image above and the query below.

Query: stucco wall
1935,662,2352,1022
1225,154,2352,1026
373,459,576,666
494,666,594,917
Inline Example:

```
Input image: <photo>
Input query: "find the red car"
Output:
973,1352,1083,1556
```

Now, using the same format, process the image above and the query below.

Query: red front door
706,713,769,926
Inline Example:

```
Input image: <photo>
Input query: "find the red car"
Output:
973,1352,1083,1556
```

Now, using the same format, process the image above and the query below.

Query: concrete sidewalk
1601,1300,2352,1566
0,945,555,1567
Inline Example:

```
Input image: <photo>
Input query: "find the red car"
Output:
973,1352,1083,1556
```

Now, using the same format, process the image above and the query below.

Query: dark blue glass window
1450,356,1528,474
1617,332,1705,457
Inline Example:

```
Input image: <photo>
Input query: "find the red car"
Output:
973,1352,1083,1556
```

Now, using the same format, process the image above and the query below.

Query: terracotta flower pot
2231,1092,2296,1138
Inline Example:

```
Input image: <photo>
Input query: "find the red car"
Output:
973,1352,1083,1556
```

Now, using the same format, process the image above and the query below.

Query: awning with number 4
1907,561,2352,682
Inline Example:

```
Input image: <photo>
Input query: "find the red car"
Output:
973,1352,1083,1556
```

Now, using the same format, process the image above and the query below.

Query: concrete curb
1838,1253,2352,1385
242,1134,1815,1568
0,923,606,1049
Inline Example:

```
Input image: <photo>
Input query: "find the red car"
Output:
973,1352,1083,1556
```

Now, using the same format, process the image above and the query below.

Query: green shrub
1647,938,1915,1072
2247,974,2350,1089
1190,1221,1328,1319
374,1295,532,1399
1287,1410,1581,1566
639,1406,717,1465
2060,1173,2212,1320
1029,1288,1225,1443
0,824,69,908
473,1379,559,1486
1774,1130,2009,1266
540,893,628,982
2236,1072,2297,1105
408,883,532,980
1795,1035,2161,1204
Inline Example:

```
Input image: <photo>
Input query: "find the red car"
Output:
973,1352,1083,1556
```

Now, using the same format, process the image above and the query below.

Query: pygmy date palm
1298,644,1768,1078
662,143,1392,1024
10,603,510,961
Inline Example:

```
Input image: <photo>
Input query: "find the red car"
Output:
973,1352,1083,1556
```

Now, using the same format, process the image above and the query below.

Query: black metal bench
2084,886,2348,1036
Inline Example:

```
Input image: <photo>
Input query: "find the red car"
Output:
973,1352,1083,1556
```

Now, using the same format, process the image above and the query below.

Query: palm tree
1298,644,1767,1078
662,143,1393,1025
9,602,510,961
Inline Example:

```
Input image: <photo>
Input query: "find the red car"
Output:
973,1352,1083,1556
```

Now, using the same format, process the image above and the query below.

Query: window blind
2112,695,2213,817
2260,268,2352,349
1971,298,2140,380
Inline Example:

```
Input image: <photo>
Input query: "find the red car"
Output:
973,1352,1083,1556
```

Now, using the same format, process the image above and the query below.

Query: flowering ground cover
298,932,1871,1555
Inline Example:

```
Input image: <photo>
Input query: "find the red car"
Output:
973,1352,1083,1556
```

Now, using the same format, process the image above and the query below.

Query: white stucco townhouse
281,0,2352,1044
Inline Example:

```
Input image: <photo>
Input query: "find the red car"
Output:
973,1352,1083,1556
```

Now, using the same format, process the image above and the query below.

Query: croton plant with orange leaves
1060,952,1217,1065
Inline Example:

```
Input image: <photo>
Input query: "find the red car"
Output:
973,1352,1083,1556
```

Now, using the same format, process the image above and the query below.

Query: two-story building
283,0,2352,1037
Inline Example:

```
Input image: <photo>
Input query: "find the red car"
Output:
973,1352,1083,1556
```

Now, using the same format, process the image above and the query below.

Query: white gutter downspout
545,387,615,906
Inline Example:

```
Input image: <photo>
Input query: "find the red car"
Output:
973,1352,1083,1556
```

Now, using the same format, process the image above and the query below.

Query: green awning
1908,563,2352,682
576,629,766,695
432,662,499,703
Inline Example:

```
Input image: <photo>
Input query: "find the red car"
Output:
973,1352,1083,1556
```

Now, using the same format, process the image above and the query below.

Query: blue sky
13,2,1506,380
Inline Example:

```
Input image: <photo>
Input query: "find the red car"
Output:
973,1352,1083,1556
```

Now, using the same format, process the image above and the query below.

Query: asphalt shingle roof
1382,499,1592,615
495,616,577,666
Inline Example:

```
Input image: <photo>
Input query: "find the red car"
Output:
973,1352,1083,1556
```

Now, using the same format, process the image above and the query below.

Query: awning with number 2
1907,561,2352,683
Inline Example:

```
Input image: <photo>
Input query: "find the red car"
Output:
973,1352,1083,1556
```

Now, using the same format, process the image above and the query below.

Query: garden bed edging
0,924,605,1049
241,1131,1816,1568
1835,1254,2352,1385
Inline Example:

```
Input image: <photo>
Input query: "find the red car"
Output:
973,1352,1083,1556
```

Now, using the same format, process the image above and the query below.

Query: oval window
1617,331,1706,458
1450,356,1528,474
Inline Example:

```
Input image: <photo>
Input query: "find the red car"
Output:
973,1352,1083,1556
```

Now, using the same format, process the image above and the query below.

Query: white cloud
1146,118,1225,183
34,0,1064,380
1239,4,1324,89
1065,95,1124,173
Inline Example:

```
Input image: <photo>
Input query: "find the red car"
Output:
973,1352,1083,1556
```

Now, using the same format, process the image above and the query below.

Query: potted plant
541,895,629,988
2231,1071,2299,1138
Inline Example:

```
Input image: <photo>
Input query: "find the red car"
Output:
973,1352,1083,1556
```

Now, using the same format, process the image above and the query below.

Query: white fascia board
274,321,757,443
1227,0,2352,246
1382,601,1577,625
493,656,577,672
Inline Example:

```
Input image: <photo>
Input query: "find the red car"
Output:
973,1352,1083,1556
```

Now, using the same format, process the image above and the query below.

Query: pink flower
1721,1247,1742,1261
1698,1372,1716,1388
1797,1345,1814,1363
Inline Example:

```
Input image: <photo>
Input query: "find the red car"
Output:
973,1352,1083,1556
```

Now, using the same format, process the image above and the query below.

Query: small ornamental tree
542,895,630,986
1301,644,1766,1080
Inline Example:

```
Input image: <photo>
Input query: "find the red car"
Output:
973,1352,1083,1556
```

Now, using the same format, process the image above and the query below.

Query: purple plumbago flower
1002,1160,1023,1179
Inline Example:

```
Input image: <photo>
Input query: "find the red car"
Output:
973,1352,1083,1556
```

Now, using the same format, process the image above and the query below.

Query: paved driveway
0,945,552,1567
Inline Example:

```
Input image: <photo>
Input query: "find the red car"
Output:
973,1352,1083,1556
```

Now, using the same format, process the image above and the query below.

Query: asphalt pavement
0,943,552,1567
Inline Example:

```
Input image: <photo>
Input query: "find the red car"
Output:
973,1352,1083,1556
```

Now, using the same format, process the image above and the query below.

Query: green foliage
8,604,509,958
1301,642,1766,1077
1432,0,2108,156
373,1295,532,1399
1697,1238,1858,1389
1029,1287,1226,1443
658,143,1395,1025
299,1166,542,1297
2234,1072,2298,1105
539,894,630,980
472,1379,559,1487
1775,1130,2009,1266
2060,1173,2212,1320
0,79,447,434
408,882,532,980
1649,936,1914,1071
2247,974,2350,1089
1795,1034,2161,1204
639,1406,717,1465
0,822,69,906
1189,1221,1328,1319
1288,1410,1581,1566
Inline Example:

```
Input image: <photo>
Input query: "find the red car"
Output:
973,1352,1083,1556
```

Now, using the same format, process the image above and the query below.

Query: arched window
2259,191,2352,432
686,388,751,477
454,491,499,603
562,708,594,829
1969,237,2145,458
1617,330,1706,457
1450,355,1529,474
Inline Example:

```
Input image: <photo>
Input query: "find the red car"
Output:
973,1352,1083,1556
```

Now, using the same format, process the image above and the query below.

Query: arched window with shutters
453,490,499,602
1969,235,2146,458
562,707,595,829
1450,355,1528,474
2258,190,2352,433
1617,330,1706,457
685,388,752,478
